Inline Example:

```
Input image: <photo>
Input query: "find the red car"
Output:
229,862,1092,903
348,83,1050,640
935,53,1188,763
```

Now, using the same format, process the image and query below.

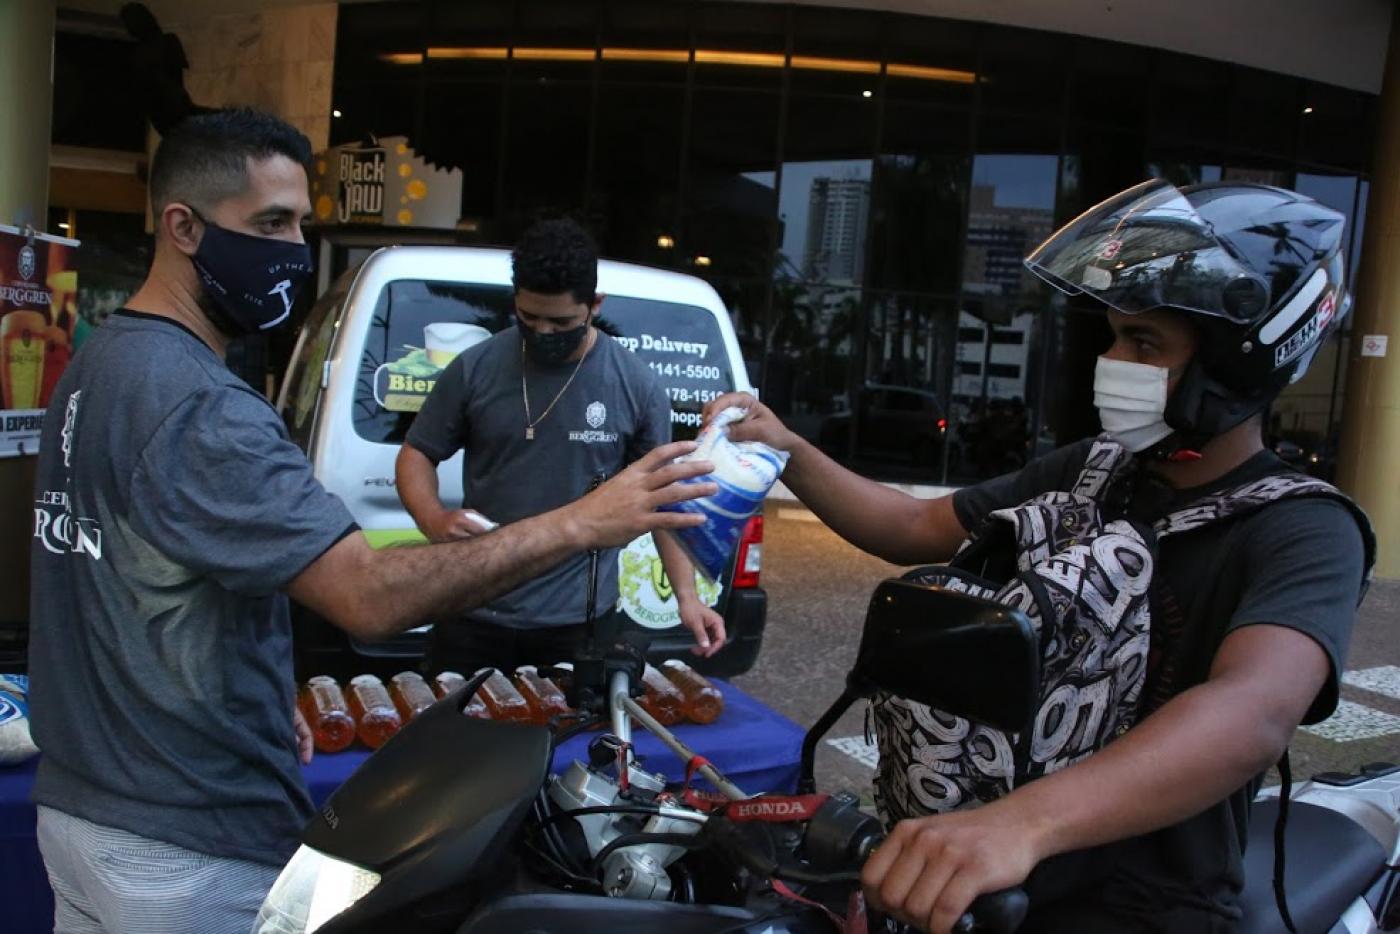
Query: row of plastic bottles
296,660,724,753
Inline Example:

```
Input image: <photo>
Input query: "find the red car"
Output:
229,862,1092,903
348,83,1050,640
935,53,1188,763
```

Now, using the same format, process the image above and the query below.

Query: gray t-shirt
405,327,671,628
29,311,357,866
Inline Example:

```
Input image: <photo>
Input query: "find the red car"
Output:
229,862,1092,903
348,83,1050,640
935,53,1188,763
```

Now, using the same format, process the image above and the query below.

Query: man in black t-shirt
704,180,1372,933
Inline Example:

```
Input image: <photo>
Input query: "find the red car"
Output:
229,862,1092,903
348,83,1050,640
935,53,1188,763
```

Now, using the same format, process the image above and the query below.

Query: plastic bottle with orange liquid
639,663,685,726
433,670,489,718
432,670,465,698
661,659,724,724
389,671,437,722
548,662,574,697
474,668,532,723
297,676,356,753
345,674,403,748
514,666,570,725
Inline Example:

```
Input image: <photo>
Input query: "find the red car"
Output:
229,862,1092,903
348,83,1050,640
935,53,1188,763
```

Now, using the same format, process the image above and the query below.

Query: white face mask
1094,356,1175,453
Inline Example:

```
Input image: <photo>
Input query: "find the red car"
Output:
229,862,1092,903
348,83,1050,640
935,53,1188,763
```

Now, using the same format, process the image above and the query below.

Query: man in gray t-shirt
29,111,713,934
398,219,725,676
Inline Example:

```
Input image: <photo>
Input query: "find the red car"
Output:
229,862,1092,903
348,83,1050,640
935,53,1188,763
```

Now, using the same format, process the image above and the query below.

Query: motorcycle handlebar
951,888,1030,934
845,828,1028,933
759,822,1028,933
860,886,1027,934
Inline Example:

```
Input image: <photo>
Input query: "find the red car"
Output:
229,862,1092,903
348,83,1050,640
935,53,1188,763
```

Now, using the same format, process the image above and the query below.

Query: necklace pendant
525,426,535,440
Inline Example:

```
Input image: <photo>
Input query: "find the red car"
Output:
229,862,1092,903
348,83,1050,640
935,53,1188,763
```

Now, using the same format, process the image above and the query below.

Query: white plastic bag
0,674,38,766
660,407,789,581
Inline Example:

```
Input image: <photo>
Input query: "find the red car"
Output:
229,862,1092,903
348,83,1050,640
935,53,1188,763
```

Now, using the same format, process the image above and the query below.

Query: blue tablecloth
0,679,801,934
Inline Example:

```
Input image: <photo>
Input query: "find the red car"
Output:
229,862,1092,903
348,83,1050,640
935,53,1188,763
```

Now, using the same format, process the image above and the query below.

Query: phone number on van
649,362,723,381
666,387,723,404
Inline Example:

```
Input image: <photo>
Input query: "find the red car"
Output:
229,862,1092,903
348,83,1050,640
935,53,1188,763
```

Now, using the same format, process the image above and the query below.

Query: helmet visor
1024,179,1268,323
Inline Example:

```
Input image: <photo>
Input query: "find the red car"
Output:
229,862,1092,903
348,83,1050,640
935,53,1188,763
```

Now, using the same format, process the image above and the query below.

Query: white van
275,246,769,680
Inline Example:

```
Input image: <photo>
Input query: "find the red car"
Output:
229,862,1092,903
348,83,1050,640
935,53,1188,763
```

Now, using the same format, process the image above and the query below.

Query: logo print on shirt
39,392,102,561
33,491,103,560
61,391,80,468
571,401,617,442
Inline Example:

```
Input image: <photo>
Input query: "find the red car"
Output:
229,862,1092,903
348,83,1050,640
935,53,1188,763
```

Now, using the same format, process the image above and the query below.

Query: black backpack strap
1273,750,1300,934
1155,473,1377,603
1150,473,1371,933
1071,435,1133,499
949,436,1131,571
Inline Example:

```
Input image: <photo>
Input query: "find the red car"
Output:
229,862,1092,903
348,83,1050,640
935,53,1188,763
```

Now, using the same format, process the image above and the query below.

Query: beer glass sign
0,225,79,457
1,311,47,410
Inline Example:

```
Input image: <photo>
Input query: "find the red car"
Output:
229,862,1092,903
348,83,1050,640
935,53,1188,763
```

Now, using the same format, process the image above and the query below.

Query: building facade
306,0,1378,483
44,0,1387,487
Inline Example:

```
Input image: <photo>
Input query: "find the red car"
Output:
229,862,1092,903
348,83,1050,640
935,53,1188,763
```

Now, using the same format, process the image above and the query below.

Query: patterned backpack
872,436,1372,824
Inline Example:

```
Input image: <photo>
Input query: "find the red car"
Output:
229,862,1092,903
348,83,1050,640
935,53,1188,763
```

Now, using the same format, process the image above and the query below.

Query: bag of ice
660,407,788,582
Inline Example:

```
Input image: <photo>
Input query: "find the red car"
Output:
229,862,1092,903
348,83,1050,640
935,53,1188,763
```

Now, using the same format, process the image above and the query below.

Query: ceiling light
862,89,873,98
512,47,595,62
376,46,976,84
694,255,712,267
694,50,784,68
886,62,977,84
603,48,689,64
332,109,342,118
1302,106,1314,114
791,54,879,74
425,47,506,61
657,235,675,249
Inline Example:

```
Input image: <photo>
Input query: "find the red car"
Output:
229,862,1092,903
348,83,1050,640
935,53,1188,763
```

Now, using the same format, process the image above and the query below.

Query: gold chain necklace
521,329,595,441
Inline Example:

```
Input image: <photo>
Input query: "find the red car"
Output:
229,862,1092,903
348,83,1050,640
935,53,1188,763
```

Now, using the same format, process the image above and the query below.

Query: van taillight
733,516,764,589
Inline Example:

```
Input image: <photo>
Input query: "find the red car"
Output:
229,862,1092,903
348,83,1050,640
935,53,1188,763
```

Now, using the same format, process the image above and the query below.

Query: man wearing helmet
704,180,1373,933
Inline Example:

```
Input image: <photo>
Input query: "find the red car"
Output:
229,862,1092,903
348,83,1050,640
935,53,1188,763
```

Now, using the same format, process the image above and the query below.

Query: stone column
1338,8,1400,580
174,4,337,150
0,0,56,631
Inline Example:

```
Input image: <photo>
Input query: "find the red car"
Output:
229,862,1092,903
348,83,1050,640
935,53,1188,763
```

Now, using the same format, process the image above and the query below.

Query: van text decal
614,334,710,359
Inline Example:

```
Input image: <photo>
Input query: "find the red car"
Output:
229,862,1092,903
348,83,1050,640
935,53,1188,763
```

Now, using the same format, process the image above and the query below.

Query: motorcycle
252,578,1399,934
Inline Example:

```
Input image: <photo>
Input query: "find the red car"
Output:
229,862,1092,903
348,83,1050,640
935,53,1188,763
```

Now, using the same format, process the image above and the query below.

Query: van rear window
352,280,735,444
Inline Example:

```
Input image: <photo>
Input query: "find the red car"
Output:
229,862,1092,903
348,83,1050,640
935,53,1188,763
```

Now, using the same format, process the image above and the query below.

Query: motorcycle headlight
251,845,381,934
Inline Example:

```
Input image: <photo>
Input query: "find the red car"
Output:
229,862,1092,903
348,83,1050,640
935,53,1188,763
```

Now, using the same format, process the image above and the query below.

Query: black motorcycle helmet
1024,179,1349,455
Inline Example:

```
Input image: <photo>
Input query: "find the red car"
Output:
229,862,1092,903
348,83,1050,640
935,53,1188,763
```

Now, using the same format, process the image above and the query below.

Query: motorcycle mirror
849,580,1039,734
304,684,553,931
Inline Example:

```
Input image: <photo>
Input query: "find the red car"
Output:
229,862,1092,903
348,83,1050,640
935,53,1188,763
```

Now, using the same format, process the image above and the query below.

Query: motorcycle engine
547,759,706,901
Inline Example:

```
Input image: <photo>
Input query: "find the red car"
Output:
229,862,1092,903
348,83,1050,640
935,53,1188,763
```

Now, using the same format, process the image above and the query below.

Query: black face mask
518,315,591,365
186,207,313,334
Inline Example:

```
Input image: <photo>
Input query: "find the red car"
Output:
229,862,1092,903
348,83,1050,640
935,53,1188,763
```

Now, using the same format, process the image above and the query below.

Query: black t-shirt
952,440,1368,929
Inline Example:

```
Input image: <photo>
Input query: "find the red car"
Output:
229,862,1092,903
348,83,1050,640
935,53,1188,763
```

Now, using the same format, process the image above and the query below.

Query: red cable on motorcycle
681,754,719,810
772,879,845,929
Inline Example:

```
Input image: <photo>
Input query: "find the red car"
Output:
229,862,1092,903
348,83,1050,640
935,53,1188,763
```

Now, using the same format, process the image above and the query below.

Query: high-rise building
961,184,1056,304
803,177,870,285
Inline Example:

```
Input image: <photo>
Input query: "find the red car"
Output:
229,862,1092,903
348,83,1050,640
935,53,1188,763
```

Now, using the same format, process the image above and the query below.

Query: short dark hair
511,218,599,305
148,107,312,215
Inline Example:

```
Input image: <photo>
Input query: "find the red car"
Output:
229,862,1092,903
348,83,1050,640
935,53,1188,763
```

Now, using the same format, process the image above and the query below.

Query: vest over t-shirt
946,440,1368,926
